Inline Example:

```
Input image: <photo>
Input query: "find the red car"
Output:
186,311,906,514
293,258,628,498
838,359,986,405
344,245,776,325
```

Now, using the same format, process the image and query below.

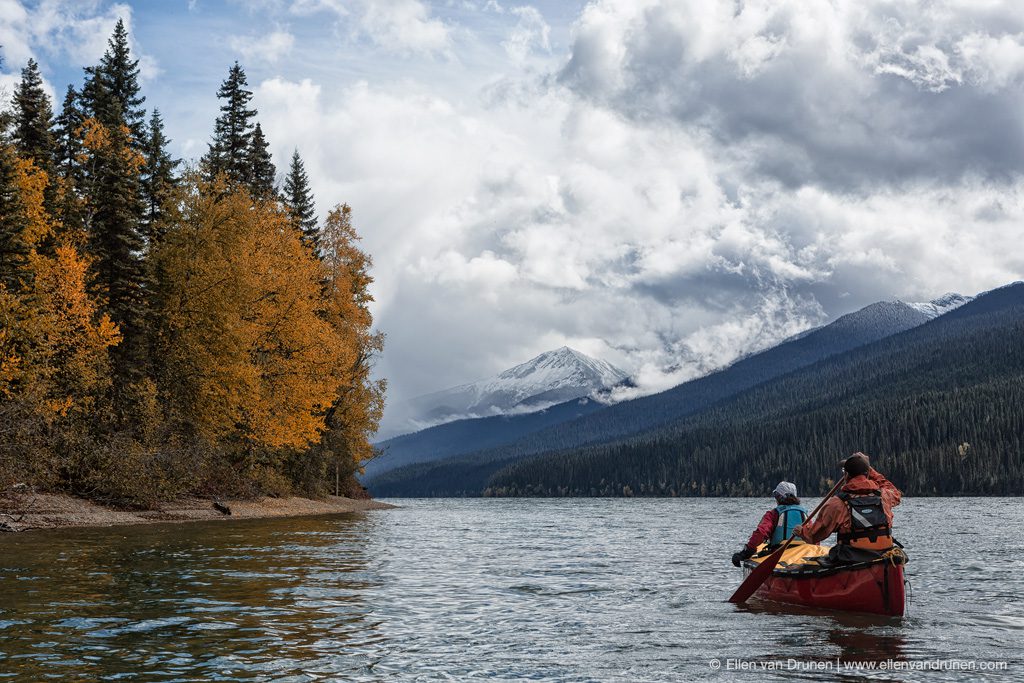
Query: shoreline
0,492,396,533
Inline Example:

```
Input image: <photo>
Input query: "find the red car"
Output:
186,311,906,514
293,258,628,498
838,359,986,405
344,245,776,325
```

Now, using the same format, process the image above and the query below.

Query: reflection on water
0,498,1022,681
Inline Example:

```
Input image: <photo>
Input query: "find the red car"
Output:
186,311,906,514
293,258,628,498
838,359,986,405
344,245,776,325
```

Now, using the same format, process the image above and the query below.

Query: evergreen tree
203,62,257,184
54,86,84,179
76,20,151,408
11,59,55,175
0,143,29,292
141,109,179,243
82,107,149,399
246,122,275,197
53,85,87,239
82,18,146,142
282,149,318,249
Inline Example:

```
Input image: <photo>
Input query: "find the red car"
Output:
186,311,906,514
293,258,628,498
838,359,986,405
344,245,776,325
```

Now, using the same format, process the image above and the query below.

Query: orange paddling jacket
796,467,901,551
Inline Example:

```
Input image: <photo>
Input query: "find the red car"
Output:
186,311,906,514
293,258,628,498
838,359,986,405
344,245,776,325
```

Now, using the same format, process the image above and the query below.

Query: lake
1,498,1022,681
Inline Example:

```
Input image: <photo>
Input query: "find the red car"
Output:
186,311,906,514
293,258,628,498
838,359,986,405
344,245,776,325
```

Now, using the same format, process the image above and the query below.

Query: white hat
772,481,798,498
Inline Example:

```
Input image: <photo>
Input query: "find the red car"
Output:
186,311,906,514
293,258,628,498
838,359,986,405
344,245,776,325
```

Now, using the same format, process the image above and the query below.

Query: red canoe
740,542,908,617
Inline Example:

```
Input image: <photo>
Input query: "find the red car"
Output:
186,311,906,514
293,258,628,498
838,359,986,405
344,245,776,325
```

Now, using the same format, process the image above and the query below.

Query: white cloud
290,0,450,56
0,0,32,66
0,1,158,80
502,6,550,63
560,0,1024,189
230,28,295,64
251,72,842,410
247,3,1024,431
957,32,1024,90
360,0,450,55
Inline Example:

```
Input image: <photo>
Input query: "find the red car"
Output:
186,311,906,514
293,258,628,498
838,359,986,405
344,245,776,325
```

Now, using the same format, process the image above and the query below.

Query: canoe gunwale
741,547,908,579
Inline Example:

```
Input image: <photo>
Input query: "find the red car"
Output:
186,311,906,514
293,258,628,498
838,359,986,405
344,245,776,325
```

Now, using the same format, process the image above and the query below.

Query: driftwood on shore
1,483,36,531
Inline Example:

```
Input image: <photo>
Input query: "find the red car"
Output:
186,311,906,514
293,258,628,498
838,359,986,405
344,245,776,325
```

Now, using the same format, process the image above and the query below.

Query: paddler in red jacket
731,481,808,566
794,452,902,563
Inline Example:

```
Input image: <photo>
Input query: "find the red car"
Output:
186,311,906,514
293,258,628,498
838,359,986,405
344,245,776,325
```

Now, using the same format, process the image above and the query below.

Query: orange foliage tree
0,158,120,485
318,204,386,476
154,174,355,454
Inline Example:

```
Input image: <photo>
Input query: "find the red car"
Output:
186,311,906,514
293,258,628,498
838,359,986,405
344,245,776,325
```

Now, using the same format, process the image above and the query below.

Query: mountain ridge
382,346,627,440
368,292,973,495
483,282,1024,497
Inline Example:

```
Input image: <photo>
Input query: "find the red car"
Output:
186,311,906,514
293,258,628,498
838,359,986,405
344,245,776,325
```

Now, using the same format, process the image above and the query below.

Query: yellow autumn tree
0,158,120,485
154,174,353,454
317,204,386,475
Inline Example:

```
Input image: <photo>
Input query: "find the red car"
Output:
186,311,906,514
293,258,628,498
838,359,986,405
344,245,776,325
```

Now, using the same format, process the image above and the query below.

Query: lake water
1,498,1022,681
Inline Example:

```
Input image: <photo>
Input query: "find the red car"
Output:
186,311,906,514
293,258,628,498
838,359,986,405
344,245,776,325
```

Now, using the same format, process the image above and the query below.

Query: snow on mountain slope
904,293,973,318
406,347,628,428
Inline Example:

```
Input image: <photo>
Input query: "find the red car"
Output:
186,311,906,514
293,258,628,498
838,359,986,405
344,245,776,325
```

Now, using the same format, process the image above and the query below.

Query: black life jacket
836,490,893,551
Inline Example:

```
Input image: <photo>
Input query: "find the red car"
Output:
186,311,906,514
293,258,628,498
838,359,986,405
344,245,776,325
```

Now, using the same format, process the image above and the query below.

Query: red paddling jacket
796,468,902,551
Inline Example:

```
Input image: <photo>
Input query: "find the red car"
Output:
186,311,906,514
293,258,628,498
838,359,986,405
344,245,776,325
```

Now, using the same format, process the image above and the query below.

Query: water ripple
0,499,1022,680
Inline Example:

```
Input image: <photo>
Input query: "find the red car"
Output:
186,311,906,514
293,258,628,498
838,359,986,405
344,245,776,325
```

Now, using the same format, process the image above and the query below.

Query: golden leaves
0,153,120,420
156,176,362,450
13,158,53,246
78,117,145,172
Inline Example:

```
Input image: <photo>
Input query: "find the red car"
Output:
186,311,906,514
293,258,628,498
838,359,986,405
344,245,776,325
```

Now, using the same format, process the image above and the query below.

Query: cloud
251,73,838,410
0,1,158,80
360,0,450,55
230,28,295,64
558,0,1024,190
502,5,550,63
290,0,450,56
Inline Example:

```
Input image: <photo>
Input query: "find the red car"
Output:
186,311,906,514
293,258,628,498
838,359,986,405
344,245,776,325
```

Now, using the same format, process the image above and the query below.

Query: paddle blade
728,547,785,604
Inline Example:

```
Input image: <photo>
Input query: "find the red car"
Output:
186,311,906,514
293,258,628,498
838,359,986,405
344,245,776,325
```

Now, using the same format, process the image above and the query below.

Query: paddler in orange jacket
793,452,902,564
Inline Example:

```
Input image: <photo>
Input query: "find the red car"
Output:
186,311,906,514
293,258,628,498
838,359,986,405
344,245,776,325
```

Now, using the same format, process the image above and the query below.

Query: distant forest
373,285,1024,498
0,21,384,506
367,300,947,493
489,291,1024,497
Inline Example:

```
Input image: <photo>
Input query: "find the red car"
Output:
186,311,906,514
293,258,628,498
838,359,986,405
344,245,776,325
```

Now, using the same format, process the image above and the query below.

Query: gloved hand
732,547,755,567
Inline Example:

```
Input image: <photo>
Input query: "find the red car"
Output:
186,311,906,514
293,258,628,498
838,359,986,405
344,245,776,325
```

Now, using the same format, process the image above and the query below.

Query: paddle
727,475,846,604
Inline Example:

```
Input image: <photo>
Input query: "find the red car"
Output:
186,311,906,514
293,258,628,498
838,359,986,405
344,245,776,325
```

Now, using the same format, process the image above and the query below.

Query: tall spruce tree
54,86,84,178
246,122,275,197
77,21,152,408
282,150,318,249
203,62,257,184
53,85,87,237
0,142,29,292
82,18,146,143
85,100,149,404
0,57,28,292
11,59,55,176
141,109,179,243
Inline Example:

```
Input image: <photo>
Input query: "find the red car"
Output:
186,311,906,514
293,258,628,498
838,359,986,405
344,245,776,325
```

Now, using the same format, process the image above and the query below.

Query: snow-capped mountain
904,293,972,318
405,347,628,429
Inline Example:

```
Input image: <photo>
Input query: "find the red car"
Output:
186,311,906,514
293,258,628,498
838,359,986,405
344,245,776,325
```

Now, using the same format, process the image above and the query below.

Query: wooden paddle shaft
801,475,847,533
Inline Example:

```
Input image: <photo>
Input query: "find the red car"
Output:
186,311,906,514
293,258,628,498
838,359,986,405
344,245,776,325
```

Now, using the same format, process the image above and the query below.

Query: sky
2,0,1023,432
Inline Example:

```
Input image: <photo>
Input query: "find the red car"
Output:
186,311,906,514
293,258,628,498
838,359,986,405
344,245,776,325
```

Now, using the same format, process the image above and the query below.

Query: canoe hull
749,560,905,617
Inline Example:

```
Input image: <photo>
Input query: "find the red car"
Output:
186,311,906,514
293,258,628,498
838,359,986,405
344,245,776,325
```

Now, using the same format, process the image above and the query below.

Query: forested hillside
365,397,605,478
0,22,384,506
372,284,1024,497
487,283,1024,497
367,299,944,495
